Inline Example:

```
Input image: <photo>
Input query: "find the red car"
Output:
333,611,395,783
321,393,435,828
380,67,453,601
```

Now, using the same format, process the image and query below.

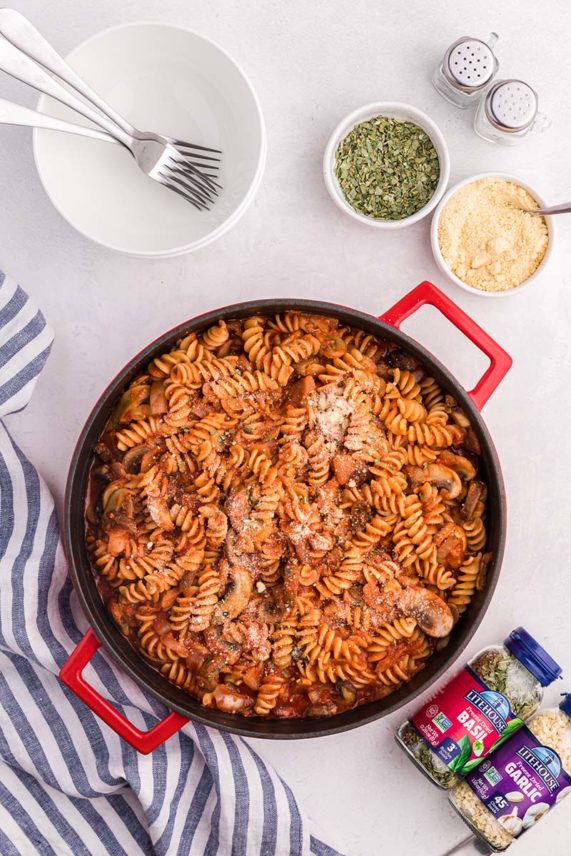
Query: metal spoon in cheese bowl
526,200,571,216
0,9,221,209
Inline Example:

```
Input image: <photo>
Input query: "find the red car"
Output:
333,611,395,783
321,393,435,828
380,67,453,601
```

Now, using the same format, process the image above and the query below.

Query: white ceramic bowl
33,22,266,257
430,172,554,298
323,102,450,230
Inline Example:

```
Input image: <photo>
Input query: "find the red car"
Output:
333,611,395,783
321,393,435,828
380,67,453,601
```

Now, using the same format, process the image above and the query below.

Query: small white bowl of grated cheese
430,172,554,297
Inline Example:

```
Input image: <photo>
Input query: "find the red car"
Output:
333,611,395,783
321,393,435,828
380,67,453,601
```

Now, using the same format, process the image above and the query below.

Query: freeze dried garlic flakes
438,178,549,292
528,710,571,776
453,781,514,851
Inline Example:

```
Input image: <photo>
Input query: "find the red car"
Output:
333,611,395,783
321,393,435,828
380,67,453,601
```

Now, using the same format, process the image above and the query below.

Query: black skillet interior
64,298,506,739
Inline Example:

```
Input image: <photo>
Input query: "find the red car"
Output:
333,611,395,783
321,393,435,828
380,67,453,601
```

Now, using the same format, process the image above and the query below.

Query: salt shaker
433,34,499,108
474,79,550,145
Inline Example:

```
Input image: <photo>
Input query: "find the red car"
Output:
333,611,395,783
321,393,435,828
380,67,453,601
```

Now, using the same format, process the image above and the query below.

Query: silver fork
0,23,219,209
0,11,221,174
0,94,121,142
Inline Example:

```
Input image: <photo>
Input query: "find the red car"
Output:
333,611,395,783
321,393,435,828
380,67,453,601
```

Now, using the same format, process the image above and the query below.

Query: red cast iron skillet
61,282,512,752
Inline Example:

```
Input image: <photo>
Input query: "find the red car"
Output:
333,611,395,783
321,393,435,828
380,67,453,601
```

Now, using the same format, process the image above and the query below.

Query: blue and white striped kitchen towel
0,272,345,856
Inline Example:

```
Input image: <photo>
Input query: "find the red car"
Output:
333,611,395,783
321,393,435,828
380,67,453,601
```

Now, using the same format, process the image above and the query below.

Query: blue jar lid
504,627,562,687
560,694,571,718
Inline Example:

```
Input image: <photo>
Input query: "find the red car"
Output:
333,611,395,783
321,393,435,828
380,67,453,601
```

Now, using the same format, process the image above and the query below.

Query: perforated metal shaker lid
486,79,538,131
444,36,497,90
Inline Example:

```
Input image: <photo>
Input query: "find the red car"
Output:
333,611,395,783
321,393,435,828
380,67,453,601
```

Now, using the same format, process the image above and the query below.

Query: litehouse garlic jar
396,628,562,788
450,693,571,852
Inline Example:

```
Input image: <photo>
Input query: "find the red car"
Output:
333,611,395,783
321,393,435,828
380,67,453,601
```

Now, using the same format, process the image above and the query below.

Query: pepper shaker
474,79,550,144
433,34,499,108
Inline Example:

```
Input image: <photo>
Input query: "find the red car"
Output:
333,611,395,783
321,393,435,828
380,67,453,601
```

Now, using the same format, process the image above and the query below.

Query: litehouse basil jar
449,693,571,851
396,628,562,788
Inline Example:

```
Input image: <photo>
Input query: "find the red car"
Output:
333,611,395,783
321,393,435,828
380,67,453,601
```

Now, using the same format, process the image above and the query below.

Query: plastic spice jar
396,628,562,788
449,693,571,852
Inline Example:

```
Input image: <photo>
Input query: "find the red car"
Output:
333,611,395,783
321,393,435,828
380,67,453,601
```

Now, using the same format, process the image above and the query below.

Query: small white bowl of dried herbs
323,102,450,229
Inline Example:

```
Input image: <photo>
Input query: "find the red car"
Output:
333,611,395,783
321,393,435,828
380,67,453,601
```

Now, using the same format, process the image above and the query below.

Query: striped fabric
0,272,344,856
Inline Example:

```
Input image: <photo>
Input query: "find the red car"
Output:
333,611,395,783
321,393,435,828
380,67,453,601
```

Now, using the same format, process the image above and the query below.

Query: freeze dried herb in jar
396,628,561,788
450,695,571,852
399,722,454,787
334,116,440,220
470,647,541,721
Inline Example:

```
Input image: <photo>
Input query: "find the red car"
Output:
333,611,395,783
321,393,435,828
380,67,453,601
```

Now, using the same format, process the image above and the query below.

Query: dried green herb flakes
335,116,440,220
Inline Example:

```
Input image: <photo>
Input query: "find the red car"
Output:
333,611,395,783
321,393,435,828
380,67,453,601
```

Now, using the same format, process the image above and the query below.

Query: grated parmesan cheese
438,178,549,292
310,389,354,445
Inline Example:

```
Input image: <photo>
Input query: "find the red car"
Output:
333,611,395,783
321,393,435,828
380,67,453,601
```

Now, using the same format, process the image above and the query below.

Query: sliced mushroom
213,565,253,622
108,600,135,636
405,465,427,488
184,644,209,673
397,586,454,638
462,481,486,521
94,441,113,464
244,592,284,625
424,463,462,500
242,663,264,690
150,380,168,415
122,444,152,473
386,349,425,378
461,427,481,456
338,681,357,705
350,500,373,534
106,527,131,557
406,462,462,501
101,484,133,514
197,656,222,691
159,631,190,659
451,407,471,429
114,384,149,424
435,523,467,569
375,360,393,381
306,703,339,717
320,336,347,359
212,684,255,713
146,492,174,531
202,626,240,658
438,451,476,481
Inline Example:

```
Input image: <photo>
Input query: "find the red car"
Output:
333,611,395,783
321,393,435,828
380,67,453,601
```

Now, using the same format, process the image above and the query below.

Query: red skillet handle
380,281,512,410
60,629,189,754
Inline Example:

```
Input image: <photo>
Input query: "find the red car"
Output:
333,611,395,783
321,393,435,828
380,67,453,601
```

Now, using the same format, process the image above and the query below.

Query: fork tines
163,146,221,210
171,139,222,156
162,164,217,210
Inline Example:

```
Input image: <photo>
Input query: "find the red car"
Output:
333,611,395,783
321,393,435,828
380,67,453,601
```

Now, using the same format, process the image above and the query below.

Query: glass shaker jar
474,79,550,144
450,693,571,852
433,34,500,108
396,628,562,789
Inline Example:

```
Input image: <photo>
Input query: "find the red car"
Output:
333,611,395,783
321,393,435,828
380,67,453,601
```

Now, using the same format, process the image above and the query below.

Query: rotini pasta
86,312,491,718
